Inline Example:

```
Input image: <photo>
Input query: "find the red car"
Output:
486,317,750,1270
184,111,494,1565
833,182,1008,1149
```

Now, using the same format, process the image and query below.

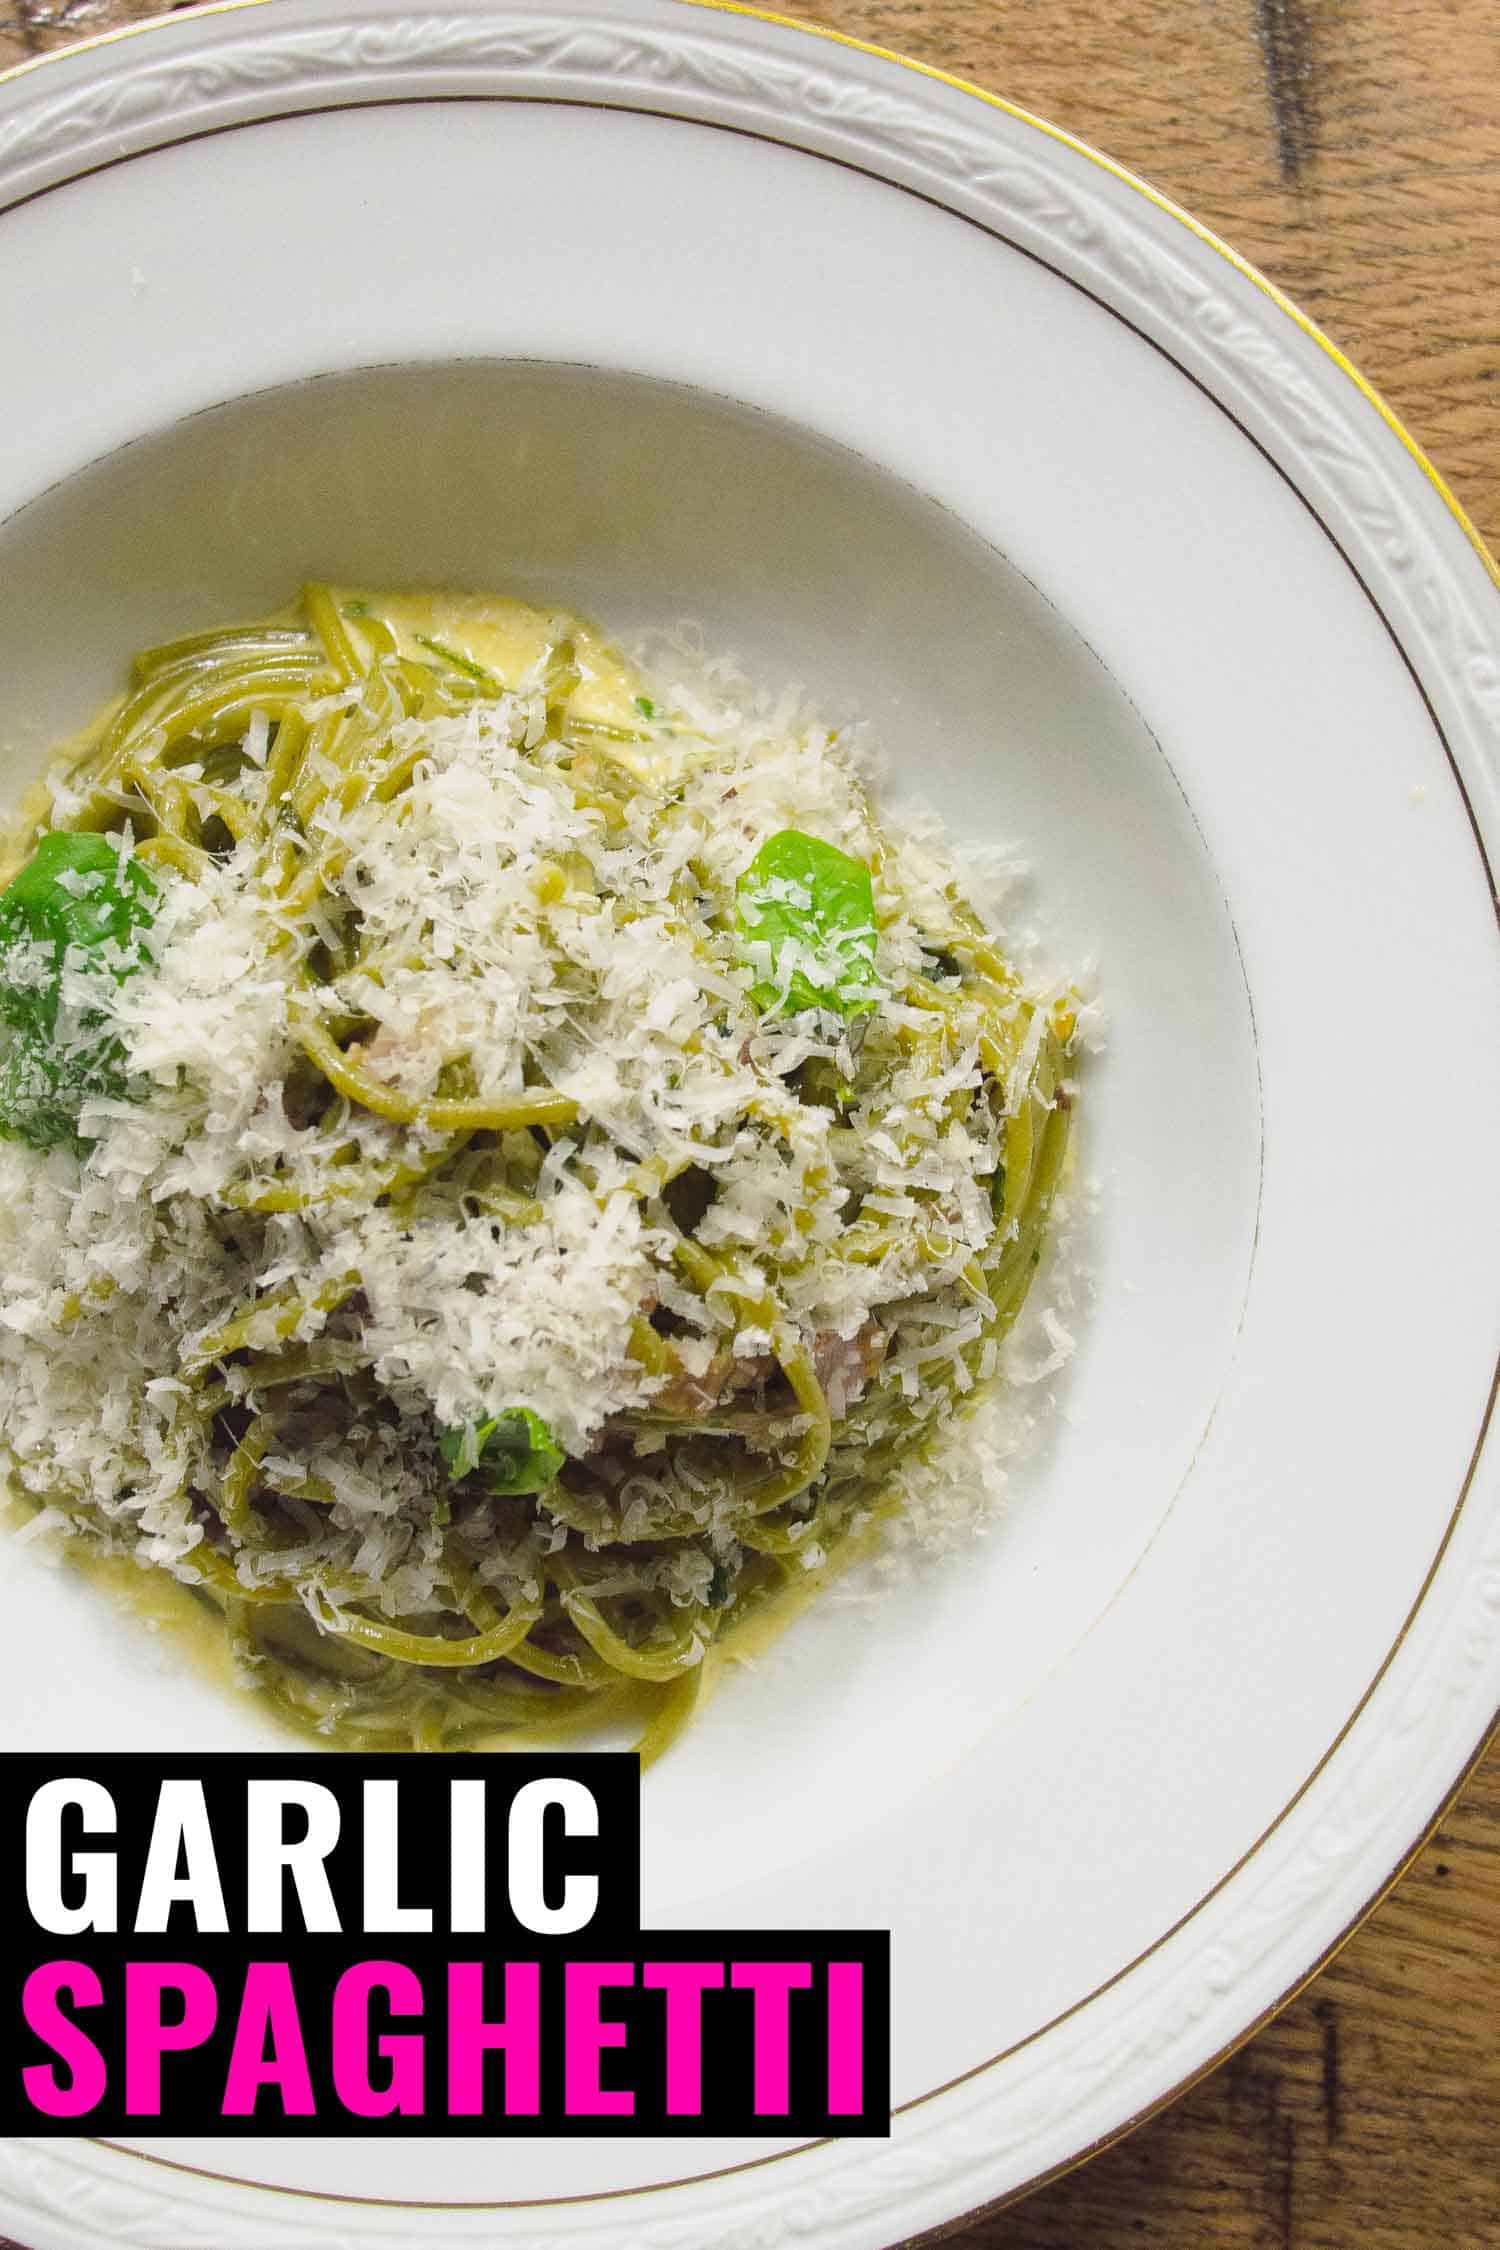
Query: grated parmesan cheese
0,599,1087,1725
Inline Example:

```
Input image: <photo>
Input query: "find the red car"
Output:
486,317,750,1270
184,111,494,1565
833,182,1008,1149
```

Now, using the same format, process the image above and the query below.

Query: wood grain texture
807,0,1500,555
0,2,1495,2246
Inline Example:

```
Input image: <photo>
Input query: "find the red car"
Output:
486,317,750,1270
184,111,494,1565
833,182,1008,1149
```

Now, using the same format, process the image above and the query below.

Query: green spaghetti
0,587,1078,1762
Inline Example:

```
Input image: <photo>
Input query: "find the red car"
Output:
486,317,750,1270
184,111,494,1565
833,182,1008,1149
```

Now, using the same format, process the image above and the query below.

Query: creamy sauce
3,1495,251,1705
702,1512,892,1706
0,589,654,895
346,589,646,733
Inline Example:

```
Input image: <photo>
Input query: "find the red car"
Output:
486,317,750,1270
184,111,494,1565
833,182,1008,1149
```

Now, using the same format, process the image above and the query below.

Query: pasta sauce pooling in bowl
0,588,1078,1759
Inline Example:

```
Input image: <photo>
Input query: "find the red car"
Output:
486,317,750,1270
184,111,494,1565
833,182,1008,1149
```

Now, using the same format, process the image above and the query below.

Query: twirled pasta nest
0,588,1078,1759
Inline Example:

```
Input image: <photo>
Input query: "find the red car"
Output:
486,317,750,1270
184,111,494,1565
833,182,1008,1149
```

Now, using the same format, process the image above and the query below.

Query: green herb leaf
439,1408,564,1496
634,695,655,720
989,1160,1007,1221
0,831,157,1038
0,833,159,1148
0,1042,88,1152
735,829,879,1018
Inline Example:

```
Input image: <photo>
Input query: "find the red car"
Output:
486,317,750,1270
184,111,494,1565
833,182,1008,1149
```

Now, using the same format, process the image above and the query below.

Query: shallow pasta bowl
0,0,1497,2243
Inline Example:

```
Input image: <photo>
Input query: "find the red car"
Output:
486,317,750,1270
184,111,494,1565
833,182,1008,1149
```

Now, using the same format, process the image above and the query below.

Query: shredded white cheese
0,616,1085,1640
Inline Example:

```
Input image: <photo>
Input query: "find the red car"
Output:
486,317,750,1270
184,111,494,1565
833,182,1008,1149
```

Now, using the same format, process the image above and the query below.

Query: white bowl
0,3,1496,2244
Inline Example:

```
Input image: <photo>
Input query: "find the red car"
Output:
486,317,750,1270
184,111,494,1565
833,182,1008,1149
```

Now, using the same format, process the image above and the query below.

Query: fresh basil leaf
0,831,157,1038
0,833,158,1148
439,1407,564,1495
735,829,878,1018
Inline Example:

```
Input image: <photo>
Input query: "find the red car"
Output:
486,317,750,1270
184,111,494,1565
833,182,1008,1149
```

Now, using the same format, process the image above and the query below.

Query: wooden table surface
1,1,1497,2245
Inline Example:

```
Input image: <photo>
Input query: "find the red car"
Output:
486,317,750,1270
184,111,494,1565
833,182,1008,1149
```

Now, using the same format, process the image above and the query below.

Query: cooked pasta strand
0,584,1080,1761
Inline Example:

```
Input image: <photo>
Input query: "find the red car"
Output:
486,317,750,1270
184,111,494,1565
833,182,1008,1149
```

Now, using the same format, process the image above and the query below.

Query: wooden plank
810,0,1500,549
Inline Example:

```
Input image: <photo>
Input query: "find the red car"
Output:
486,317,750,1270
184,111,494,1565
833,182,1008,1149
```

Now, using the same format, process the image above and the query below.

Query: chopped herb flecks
415,635,501,692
